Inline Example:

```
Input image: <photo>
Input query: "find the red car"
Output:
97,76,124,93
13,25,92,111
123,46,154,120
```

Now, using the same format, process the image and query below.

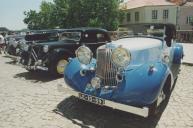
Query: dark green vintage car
19,28,111,76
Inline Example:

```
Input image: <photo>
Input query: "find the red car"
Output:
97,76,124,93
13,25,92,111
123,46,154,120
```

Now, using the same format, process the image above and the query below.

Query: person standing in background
0,33,5,54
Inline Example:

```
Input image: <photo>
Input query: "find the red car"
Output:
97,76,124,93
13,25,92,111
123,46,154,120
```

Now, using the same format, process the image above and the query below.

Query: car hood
100,37,163,66
113,37,162,51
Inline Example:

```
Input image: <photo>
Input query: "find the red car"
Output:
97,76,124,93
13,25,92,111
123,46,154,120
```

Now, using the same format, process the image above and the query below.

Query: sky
0,0,52,30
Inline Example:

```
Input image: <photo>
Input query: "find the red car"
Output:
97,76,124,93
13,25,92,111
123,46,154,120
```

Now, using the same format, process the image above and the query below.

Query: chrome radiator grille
96,48,118,86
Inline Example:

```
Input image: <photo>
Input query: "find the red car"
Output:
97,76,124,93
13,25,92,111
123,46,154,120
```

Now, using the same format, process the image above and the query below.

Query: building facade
178,2,193,30
120,0,193,31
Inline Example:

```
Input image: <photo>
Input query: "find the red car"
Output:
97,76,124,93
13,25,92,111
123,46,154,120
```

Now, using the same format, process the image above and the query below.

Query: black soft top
65,27,108,33
25,27,111,42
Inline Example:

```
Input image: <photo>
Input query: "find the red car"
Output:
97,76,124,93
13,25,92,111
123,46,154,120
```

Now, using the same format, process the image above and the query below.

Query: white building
120,0,193,31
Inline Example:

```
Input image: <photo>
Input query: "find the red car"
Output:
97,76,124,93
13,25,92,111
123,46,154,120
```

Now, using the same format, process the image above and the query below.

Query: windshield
109,24,168,41
59,32,81,41
25,33,59,42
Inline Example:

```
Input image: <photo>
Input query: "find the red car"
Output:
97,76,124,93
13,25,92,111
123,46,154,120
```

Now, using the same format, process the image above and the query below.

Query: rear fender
173,43,183,64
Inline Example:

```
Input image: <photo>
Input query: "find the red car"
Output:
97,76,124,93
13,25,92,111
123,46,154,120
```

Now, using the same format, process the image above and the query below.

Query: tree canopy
23,0,124,31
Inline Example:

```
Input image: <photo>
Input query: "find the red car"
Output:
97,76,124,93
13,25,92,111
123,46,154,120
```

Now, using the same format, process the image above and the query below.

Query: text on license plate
78,93,105,106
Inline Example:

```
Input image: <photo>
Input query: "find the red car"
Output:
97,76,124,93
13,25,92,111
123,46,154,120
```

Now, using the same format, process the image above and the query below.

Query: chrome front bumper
57,84,149,117
23,65,48,71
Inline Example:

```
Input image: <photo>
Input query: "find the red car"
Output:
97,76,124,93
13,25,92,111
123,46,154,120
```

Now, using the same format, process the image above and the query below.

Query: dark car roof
25,32,59,41
29,29,67,34
64,27,108,33
29,28,108,34
26,28,110,42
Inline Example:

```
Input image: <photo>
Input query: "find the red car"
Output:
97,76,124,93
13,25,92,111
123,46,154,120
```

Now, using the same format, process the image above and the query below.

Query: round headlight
43,45,49,53
76,46,93,65
112,47,131,68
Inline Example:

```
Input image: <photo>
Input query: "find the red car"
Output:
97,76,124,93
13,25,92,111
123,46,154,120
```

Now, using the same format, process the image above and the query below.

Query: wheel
56,59,68,75
148,89,165,117
49,55,68,76
148,76,171,117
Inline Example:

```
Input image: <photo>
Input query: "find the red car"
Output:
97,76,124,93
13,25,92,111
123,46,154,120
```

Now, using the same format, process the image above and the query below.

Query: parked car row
6,28,111,76
4,24,184,118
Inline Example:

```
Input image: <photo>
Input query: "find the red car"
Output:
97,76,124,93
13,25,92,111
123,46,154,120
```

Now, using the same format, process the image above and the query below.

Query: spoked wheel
56,59,68,75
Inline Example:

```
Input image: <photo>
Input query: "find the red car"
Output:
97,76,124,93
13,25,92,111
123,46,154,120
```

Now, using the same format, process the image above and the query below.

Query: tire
148,76,171,117
49,55,68,77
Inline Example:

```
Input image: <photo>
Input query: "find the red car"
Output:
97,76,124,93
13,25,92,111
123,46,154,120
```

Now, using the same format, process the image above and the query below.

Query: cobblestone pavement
0,55,193,128
181,43,193,64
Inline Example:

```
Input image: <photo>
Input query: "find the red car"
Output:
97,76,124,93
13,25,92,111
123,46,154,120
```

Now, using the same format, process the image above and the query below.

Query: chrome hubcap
56,59,68,75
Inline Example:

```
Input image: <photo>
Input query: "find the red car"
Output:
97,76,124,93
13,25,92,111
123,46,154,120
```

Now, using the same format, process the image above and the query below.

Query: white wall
121,5,177,26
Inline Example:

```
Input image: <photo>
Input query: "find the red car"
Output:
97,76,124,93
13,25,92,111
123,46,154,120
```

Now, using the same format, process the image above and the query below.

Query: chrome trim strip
31,48,38,61
57,84,149,117
24,65,48,71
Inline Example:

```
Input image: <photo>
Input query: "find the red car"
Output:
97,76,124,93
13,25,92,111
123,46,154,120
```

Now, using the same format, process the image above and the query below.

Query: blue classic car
62,24,183,117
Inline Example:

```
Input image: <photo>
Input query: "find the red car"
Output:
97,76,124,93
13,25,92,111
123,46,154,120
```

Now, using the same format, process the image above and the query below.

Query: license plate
78,93,105,106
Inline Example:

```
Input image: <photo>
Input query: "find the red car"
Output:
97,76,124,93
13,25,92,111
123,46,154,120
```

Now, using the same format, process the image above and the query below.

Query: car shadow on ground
54,95,171,128
14,71,61,83
54,77,179,128
5,60,17,65
2,55,61,83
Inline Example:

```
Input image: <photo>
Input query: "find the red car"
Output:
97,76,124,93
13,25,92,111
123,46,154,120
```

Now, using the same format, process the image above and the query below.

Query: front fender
64,58,96,91
48,48,74,61
111,62,170,106
64,59,171,107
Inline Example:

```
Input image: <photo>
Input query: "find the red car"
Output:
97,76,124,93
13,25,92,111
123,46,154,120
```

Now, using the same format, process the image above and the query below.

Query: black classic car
4,30,56,58
5,35,25,57
19,28,111,76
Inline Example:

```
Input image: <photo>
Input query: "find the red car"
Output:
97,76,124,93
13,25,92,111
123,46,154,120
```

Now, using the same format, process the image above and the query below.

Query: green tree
39,1,56,29
24,0,123,31
65,0,122,30
23,10,41,30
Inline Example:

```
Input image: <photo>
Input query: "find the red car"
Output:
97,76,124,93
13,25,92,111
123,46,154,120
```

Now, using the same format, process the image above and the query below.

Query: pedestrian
0,33,5,54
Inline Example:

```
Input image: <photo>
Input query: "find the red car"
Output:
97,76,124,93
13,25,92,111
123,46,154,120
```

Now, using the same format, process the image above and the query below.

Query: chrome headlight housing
76,46,93,65
13,41,18,48
23,44,29,52
112,47,131,68
43,45,49,53
16,48,20,54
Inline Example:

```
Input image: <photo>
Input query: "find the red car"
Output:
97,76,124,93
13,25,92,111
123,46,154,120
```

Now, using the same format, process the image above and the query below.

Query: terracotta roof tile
120,0,176,10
